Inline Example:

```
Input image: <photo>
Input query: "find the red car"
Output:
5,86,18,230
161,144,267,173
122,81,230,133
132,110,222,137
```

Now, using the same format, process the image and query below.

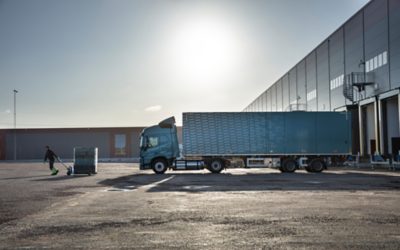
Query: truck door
145,134,172,161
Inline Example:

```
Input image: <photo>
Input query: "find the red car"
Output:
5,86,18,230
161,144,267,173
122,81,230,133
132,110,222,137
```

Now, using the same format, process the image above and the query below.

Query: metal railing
343,72,374,102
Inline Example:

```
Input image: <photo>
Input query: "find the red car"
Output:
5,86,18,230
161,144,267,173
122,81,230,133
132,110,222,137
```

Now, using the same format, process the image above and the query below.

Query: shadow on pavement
0,175,50,180
33,175,93,181
98,170,400,193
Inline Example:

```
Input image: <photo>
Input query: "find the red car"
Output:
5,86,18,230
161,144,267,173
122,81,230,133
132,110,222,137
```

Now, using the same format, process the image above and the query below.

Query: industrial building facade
0,127,182,161
244,0,400,157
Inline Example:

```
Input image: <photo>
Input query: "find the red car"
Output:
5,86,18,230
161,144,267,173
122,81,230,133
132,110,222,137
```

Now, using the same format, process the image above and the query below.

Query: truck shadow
33,175,92,181
98,170,400,193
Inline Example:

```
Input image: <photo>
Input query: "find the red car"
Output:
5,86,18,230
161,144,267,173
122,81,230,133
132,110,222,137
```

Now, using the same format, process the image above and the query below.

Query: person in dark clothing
44,146,59,175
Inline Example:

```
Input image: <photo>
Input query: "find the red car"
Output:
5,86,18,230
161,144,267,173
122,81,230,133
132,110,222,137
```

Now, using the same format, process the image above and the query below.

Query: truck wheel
310,159,325,173
152,159,168,174
282,159,297,173
208,159,224,174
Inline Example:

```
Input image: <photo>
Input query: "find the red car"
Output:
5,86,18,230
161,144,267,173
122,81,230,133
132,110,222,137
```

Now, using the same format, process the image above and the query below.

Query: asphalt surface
0,162,400,249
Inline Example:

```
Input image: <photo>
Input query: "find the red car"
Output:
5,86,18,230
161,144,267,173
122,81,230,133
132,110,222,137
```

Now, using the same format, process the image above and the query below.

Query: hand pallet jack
57,157,74,176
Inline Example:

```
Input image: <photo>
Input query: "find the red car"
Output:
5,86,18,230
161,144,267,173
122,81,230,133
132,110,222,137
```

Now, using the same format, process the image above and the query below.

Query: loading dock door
384,97,400,155
370,139,376,155
361,103,377,156
392,138,400,156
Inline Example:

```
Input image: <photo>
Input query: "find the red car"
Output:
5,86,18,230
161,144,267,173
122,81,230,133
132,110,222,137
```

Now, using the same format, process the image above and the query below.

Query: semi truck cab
139,117,180,173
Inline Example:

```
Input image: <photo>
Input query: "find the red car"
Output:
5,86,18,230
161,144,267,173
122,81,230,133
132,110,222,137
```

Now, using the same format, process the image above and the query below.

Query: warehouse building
0,127,183,161
244,0,400,157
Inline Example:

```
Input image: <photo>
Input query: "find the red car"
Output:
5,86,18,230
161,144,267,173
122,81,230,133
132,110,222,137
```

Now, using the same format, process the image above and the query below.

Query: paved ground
0,162,400,249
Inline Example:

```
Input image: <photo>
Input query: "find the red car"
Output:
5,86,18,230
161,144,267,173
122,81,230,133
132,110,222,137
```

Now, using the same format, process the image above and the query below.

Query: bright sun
166,16,241,86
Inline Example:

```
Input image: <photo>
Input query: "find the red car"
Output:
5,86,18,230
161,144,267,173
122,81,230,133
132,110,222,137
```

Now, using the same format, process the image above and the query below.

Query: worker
44,145,59,175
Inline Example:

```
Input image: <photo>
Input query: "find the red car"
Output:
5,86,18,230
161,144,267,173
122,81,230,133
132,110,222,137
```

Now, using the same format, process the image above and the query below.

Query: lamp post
13,89,18,161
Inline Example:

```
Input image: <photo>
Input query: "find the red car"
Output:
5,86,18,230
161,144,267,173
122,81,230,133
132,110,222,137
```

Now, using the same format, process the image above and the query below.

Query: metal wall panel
246,0,400,112
6,131,110,160
389,0,400,88
260,94,264,111
130,128,147,158
329,28,346,110
345,11,364,102
317,41,330,111
364,0,389,93
306,51,317,111
250,103,254,112
289,68,297,107
266,89,271,111
263,90,268,111
271,84,277,111
255,95,261,111
297,60,307,106
0,131,6,160
282,74,290,111
256,99,260,111
276,79,283,111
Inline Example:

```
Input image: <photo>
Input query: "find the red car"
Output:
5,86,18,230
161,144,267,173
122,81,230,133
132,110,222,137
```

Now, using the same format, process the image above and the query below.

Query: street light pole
13,89,18,161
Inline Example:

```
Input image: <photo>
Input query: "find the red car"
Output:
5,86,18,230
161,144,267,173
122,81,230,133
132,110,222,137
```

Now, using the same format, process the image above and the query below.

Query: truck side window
148,137,159,148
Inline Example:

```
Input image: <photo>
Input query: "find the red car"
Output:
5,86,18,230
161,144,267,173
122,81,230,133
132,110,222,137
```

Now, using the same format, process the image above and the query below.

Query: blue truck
139,112,352,174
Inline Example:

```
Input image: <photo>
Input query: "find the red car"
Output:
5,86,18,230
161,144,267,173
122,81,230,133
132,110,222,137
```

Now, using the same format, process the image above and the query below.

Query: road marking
104,188,137,192
99,176,175,193
304,181,323,184
139,175,175,191
182,185,211,190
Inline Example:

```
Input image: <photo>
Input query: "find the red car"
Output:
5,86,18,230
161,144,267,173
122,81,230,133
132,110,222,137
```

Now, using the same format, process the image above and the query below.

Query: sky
0,0,370,128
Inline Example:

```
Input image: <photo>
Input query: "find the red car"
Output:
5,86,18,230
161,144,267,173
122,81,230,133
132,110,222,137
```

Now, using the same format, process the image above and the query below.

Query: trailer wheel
281,159,297,173
152,158,168,174
207,159,224,174
310,159,325,173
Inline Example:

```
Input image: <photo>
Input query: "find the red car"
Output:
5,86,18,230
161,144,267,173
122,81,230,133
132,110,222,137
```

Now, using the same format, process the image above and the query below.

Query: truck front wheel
207,159,224,174
152,158,168,174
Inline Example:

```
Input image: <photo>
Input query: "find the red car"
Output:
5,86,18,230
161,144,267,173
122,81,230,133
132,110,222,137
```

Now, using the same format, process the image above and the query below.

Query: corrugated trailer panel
284,112,316,153
268,112,285,153
183,112,351,156
249,113,268,154
316,112,352,154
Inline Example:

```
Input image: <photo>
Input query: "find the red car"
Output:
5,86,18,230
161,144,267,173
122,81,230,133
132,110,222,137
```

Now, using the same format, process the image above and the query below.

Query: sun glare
166,16,241,87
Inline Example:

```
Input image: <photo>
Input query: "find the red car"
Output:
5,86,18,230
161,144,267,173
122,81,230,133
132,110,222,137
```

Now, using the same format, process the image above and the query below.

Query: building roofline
262,0,372,94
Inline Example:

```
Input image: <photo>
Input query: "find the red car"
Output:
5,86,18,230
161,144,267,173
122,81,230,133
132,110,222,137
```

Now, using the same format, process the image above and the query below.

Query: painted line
139,175,175,191
99,176,175,193
182,185,211,190
304,181,323,184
